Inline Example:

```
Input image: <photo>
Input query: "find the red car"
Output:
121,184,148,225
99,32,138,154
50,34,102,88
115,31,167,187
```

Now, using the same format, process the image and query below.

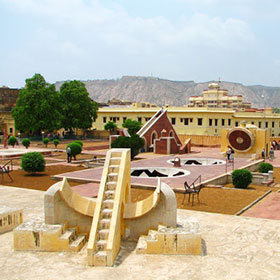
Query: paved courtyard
54,147,259,191
0,185,279,280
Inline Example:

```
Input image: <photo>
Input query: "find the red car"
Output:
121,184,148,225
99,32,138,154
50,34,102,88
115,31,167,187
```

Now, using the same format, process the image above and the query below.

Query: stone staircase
59,225,87,252
14,219,87,252
94,154,120,265
87,149,130,266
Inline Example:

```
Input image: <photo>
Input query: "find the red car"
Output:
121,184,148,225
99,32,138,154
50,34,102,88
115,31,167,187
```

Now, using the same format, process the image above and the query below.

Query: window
103,117,107,123
259,121,262,128
190,118,193,123
235,121,238,127
123,117,127,122
9,128,13,133
198,118,203,126
180,118,183,122
209,119,213,126
222,119,225,126
265,121,268,128
272,121,275,128
110,117,112,121
251,121,254,125
228,119,231,126
145,117,150,121
184,118,189,125
117,117,120,121
138,117,142,122
215,119,218,126
171,118,176,125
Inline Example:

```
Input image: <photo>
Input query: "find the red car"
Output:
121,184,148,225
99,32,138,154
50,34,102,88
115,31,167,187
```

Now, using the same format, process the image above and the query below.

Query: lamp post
42,131,44,141
261,95,266,160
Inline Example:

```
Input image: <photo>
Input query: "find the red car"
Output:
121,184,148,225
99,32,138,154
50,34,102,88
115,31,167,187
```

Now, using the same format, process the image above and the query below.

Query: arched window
151,131,158,146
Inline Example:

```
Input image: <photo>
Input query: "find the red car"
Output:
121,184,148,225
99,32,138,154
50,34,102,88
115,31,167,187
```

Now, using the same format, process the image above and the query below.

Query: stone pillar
3,127,8,148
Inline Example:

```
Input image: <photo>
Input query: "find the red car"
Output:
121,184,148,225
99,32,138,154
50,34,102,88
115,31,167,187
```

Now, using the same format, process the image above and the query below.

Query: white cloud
1,0,276,87
2,0,255,51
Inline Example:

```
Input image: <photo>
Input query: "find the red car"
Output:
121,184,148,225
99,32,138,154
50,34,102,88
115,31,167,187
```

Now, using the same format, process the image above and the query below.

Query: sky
1,0,280,88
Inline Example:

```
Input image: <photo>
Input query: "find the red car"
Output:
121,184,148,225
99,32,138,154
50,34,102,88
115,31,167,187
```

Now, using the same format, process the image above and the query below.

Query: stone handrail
59,177,96,217
123,180,161,219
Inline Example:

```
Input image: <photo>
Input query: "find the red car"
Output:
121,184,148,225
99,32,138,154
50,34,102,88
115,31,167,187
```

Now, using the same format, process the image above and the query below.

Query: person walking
261,149,265,159
66,146,72,163
269,147,274,161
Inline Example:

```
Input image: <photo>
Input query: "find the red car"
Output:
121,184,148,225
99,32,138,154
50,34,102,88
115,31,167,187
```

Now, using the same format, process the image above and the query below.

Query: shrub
122,119,142,135
43,137,50,147
53,139,60,148
73,140,83,148
104,121,118,133
232,169,252,189
258,162,273,173
21,138,31,149
8,136,17,147
111,135,144,159
66,142,82,159
21,152,45,174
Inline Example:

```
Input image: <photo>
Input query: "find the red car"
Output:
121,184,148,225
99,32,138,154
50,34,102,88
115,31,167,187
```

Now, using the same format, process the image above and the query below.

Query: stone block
0,205,23,234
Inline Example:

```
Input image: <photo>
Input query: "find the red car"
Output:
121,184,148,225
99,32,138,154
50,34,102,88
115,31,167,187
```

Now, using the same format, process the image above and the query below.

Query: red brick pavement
242,192,280,220
55,147,258,192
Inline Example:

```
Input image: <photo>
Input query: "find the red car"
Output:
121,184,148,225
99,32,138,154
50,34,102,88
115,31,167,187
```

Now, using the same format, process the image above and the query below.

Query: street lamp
261,94,266,160
42,131,44,141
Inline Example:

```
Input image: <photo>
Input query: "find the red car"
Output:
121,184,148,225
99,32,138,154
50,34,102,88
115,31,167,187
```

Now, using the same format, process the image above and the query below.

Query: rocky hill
56,76,280,108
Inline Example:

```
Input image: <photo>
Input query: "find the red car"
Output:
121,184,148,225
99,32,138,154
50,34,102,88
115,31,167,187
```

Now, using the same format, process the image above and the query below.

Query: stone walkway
0,185,279,280
55,147,258,192
242,191,280,220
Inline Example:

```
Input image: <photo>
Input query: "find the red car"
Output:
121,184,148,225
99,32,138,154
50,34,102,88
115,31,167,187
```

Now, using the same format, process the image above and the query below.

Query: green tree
60,80,98,135
12,73,62,135
21,138,31,149
66,142,82,160
122,119,142,135
232,169,252,189
21,152,45,174
8,136,17,147
104,121,118,133
53,139,60,148
43,137,50,147
111,135,144,159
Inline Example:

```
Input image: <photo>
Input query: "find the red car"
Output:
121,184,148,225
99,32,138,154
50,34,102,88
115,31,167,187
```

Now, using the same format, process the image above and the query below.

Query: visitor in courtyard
272,140,277,150
66,146,72,163
227,146,234,161
262,149,265,159
269,147,274,161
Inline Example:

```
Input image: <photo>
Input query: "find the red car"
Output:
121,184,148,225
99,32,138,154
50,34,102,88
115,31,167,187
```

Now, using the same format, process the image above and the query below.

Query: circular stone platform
131,167,190,178
167,158,226,166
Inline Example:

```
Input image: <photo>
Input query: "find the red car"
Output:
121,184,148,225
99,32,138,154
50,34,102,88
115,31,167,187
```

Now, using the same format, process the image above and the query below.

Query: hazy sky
1,0,280,88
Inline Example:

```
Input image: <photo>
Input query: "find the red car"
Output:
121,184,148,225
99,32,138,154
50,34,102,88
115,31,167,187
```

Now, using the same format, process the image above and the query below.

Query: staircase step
99,219,111,229
103,199,114,209
101,208,113,218
69,234,86,251
60,228,76,242
98,229,109,240
107,174,118,182
106,181,117,190
96,239,107,250
94,250,108,266
108,165,119,172
110,158,121,165
104,190,115,199
111,152,123,157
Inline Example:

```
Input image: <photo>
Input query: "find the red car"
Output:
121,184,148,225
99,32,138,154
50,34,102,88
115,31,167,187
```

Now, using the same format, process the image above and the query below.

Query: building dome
208,83,220,89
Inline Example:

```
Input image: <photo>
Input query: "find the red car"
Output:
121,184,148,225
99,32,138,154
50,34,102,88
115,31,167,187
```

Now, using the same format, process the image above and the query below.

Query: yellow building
188,83,251,110
0,87,18,136
93,104,279,145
